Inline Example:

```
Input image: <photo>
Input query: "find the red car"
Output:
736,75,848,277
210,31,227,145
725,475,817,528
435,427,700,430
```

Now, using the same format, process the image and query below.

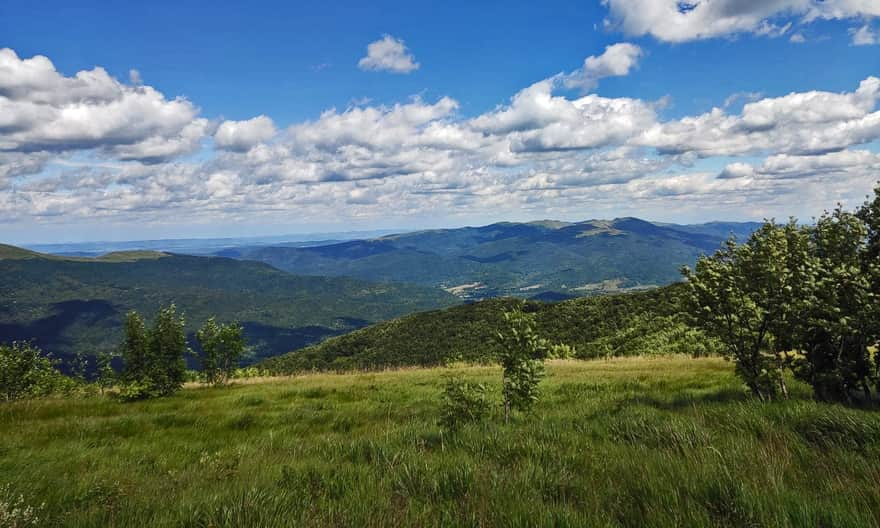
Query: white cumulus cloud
0,48,208,163
602,0,880,42
358,34,420,74
565,43,643,91
582,42,643,78
214,115,277,152
636,77,880,156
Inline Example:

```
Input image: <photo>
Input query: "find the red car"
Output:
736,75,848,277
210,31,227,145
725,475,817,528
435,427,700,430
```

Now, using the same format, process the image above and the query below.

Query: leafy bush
197,318,246,385
115,380,158,402
0,342,71,401
496,309,548,421
95,351,117,395
684,186,880,404
682,222,807,400
548,343,576,359
118,305,188,399
789,203,880,402
233,367,271,379
439,376,490,430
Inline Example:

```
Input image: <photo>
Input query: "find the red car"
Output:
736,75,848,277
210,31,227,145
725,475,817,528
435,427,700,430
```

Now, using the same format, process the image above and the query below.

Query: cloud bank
1,44,878,234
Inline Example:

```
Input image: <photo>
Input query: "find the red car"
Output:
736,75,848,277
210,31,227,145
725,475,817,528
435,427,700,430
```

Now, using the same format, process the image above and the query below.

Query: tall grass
1,357,879,527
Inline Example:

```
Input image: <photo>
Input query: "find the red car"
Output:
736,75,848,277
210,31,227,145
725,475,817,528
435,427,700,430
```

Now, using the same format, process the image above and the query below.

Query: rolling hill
0,244,457,368
258,283,722,373
224,218,760,300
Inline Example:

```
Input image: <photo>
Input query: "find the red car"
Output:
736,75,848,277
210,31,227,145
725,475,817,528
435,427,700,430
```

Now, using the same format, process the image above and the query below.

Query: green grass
2,357,879,527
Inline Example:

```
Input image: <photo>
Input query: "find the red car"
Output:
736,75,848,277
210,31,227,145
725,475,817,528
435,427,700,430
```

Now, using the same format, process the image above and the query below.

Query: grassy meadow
2,356,880,527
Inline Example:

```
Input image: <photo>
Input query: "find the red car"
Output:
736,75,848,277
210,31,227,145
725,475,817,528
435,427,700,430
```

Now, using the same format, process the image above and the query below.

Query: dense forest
259,283,720,373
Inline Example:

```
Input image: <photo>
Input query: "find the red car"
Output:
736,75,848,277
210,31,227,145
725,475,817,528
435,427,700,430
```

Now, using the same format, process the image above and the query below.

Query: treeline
684,185,880,404
1,305,248,401
259,284,722,373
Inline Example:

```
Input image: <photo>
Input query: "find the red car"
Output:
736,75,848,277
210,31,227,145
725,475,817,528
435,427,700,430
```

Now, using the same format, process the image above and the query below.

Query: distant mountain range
222,218,761,300
1,217,761,368
0,244,456,368
23,229,400,257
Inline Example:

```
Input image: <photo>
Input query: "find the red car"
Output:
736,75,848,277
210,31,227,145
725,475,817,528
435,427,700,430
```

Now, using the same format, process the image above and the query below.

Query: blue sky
1,0,879,243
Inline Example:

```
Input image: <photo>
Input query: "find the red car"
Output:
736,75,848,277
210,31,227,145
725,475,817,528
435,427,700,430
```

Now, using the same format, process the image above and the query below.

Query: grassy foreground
2,357,879,527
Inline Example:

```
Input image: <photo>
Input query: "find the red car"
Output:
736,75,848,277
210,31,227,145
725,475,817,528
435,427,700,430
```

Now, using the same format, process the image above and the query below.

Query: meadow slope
2,357,879,527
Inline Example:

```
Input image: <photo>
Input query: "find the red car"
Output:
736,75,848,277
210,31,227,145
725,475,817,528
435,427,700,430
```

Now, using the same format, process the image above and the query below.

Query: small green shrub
115,380,159,402
440,376,490,430
548,343,576,359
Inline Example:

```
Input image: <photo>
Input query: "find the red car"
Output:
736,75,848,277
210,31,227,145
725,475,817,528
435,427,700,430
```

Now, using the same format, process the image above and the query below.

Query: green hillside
0,246,457,366
0,243,167,263
259,283,721,373
0,242,58,260
227,218,760,300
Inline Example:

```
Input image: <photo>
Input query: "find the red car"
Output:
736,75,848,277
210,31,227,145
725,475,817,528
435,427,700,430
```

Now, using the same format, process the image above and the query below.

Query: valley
0,244,456,366
1,217,758,370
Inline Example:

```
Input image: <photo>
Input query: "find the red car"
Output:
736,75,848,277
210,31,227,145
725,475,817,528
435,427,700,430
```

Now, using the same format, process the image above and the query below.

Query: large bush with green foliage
682,222,806,400
0,341,71,401
118,305,188,399
684,185,880,404
196,318,246,385
790,205,879,402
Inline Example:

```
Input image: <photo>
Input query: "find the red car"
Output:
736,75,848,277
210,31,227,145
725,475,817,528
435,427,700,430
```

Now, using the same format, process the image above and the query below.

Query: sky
1,0,880,244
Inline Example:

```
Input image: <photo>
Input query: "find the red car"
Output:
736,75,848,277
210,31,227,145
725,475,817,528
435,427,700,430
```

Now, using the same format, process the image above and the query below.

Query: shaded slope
0,246,457,366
